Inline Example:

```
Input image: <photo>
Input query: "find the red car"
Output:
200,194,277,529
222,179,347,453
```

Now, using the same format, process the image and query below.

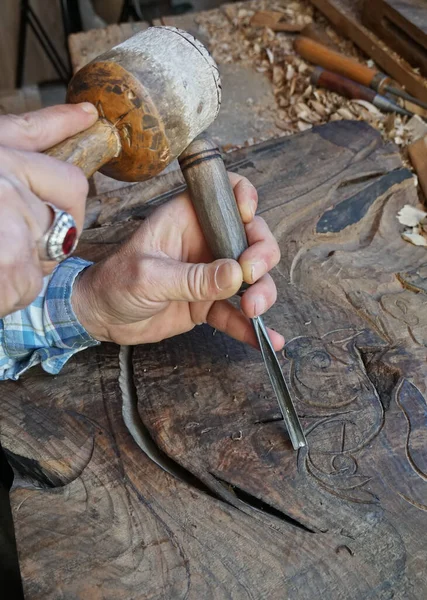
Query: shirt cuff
1,257,100,380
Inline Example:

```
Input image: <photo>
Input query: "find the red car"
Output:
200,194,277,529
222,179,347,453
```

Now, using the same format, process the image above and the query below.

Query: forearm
0,257,99,381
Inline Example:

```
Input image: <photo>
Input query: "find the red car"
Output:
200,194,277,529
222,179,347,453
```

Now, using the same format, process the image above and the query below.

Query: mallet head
67,27,221,181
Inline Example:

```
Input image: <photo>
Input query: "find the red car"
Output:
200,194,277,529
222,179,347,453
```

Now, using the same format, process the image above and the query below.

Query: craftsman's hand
73,174,284,350
0,103,98,317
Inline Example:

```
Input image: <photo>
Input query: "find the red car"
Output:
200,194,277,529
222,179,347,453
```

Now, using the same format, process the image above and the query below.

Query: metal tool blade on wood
179,135,307,450
252,316,306,449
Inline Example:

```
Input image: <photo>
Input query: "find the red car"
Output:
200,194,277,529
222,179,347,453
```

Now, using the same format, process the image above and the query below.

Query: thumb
0,103,98,152
147,257,243,303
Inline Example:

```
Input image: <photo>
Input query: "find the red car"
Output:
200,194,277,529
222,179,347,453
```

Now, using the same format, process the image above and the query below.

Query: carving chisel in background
295,36,427,112
179,136,307,450
311,67,413,117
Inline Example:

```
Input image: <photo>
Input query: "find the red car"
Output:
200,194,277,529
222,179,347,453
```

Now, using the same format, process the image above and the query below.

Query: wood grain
45,119,121,178
310,0,427,102
3,121,427,598
362,0,427,76
408,134,427,199
300,22,342,51
67,28,220,182
179,135,248,261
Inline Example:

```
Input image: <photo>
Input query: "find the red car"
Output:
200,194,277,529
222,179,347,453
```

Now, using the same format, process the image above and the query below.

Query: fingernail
253,295,266,317
243,182,257,216
250,193,257,217
215,261,236,290
80,102,98,115
250,260,267,283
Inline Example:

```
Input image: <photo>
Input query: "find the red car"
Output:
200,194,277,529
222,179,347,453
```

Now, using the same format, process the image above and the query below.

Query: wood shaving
401,231,427,246
397,205,427,246
195,0,425,160
397,205,427,227
250,9,305,31
406,115,427,142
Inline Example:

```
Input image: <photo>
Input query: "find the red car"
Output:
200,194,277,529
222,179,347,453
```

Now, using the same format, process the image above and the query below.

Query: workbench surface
3,119,427,599
3,2,427,598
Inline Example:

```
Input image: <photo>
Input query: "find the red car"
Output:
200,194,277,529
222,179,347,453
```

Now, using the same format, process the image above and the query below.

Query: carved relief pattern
286,328,384,503
380,378,427,511
286,323,427,509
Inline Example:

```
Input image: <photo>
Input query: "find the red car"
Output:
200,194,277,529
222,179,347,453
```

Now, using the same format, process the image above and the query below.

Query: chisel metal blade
252,316,307,450
384,85,427,112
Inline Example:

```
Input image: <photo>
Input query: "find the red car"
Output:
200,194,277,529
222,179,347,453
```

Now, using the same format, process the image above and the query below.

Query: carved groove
360,350,400,411
121,347,319,533
5,450,65,489
119,345,214,494
210,473,316,533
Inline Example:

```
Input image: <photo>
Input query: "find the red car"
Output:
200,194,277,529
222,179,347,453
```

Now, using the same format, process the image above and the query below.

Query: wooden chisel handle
45,119,121,179
294,36,390,89
178,135,248,262
311,67,377,102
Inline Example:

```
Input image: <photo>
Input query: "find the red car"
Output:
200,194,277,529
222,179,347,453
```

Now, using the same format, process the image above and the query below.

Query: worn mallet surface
46,27,221,181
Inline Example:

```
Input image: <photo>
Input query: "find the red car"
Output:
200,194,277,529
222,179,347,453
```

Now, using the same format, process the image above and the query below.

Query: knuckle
187,263,210,299
251,215,264,231
9,113,42,144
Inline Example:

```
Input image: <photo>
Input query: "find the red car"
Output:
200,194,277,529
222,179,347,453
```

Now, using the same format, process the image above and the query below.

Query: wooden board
310,0,427,102
362,0,427,76
0,86,42,115
68,21,150,74
3,121,427,598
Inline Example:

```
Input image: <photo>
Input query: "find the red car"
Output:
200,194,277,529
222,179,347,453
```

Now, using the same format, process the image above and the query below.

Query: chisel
311,67,413,117
295,36,427,112
179,135,307,450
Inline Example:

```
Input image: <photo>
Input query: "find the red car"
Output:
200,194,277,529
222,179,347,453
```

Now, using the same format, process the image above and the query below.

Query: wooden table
3,4,427,599
2,119,427,599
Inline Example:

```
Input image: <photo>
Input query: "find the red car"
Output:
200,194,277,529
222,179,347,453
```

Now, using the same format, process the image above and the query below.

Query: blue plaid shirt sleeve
0,257,100,380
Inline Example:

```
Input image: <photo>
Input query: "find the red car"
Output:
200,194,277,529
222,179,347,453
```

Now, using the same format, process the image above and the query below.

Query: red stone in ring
62,226,77,256
37,204,79,262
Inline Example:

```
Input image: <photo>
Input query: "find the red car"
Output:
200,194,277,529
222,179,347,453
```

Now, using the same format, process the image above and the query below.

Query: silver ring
37,203,78,262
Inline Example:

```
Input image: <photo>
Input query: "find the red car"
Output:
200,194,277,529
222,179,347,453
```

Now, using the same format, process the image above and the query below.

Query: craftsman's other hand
73,173,284,350
0,103,98,317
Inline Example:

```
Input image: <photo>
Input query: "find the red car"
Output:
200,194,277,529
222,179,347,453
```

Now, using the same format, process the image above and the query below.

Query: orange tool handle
295,36,377,88
311,67,377,102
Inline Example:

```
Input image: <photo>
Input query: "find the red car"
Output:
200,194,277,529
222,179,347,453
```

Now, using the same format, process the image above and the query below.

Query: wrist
71,265,110,342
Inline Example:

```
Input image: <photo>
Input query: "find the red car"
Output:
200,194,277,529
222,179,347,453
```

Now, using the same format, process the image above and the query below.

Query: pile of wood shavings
397,204,427,246
196,0,424,159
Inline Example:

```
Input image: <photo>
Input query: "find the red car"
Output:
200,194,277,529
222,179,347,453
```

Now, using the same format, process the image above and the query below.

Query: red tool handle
311,67,377,102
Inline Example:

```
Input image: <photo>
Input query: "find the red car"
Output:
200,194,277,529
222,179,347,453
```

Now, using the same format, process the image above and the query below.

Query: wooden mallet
46,26,221,180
